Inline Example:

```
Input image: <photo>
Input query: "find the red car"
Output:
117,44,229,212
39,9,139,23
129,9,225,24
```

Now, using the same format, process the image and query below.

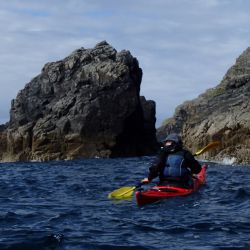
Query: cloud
0,0,250,127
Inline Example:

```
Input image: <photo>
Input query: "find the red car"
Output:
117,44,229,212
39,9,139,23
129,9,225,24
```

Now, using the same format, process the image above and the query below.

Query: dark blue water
0,157,249,250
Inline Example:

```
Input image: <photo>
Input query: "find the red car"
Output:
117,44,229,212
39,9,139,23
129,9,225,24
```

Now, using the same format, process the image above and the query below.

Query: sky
0,0,250,127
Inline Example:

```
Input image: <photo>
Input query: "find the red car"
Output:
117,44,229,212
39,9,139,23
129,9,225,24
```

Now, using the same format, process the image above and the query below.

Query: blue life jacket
163,153,190,177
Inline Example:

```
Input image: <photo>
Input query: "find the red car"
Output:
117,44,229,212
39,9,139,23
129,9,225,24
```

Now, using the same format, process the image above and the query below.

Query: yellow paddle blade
194,141,220,156
108,186,136,199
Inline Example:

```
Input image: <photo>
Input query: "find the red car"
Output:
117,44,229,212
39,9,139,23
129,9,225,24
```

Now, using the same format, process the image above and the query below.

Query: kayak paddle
108,141,220,200
108,183,142,199
193,141,220,156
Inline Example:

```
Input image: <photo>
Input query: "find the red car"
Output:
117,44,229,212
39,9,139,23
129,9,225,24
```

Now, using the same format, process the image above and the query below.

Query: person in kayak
141,133,201,188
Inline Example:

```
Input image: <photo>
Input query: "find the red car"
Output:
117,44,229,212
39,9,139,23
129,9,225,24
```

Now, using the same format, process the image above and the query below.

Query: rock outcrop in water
0,41,158,162
157,48,250,164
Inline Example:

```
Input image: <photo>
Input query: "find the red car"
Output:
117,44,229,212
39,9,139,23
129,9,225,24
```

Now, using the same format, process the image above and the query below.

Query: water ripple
0,160,249,249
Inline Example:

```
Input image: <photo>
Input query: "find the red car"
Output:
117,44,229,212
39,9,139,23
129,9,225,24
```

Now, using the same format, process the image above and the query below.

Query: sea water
0,157,249,250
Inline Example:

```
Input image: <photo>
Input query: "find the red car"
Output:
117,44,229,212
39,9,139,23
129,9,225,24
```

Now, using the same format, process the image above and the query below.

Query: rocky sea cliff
157,48,250,164
1,42,250,164
0,41,158,162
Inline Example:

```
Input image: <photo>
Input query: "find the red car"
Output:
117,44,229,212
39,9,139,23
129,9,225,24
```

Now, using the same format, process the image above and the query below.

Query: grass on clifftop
203,85,226,99
161,117,175,127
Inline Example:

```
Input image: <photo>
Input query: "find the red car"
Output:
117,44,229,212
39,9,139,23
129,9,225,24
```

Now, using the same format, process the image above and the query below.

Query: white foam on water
222,157,237,165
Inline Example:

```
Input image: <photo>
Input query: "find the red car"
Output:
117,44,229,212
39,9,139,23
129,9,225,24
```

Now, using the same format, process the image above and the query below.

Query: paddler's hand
141,178,150,184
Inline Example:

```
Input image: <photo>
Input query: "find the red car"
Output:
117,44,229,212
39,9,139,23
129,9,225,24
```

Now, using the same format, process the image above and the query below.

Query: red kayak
135,165,207,206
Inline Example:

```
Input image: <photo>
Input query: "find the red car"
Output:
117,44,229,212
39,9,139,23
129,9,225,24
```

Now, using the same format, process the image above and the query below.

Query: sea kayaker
141,133,201,188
